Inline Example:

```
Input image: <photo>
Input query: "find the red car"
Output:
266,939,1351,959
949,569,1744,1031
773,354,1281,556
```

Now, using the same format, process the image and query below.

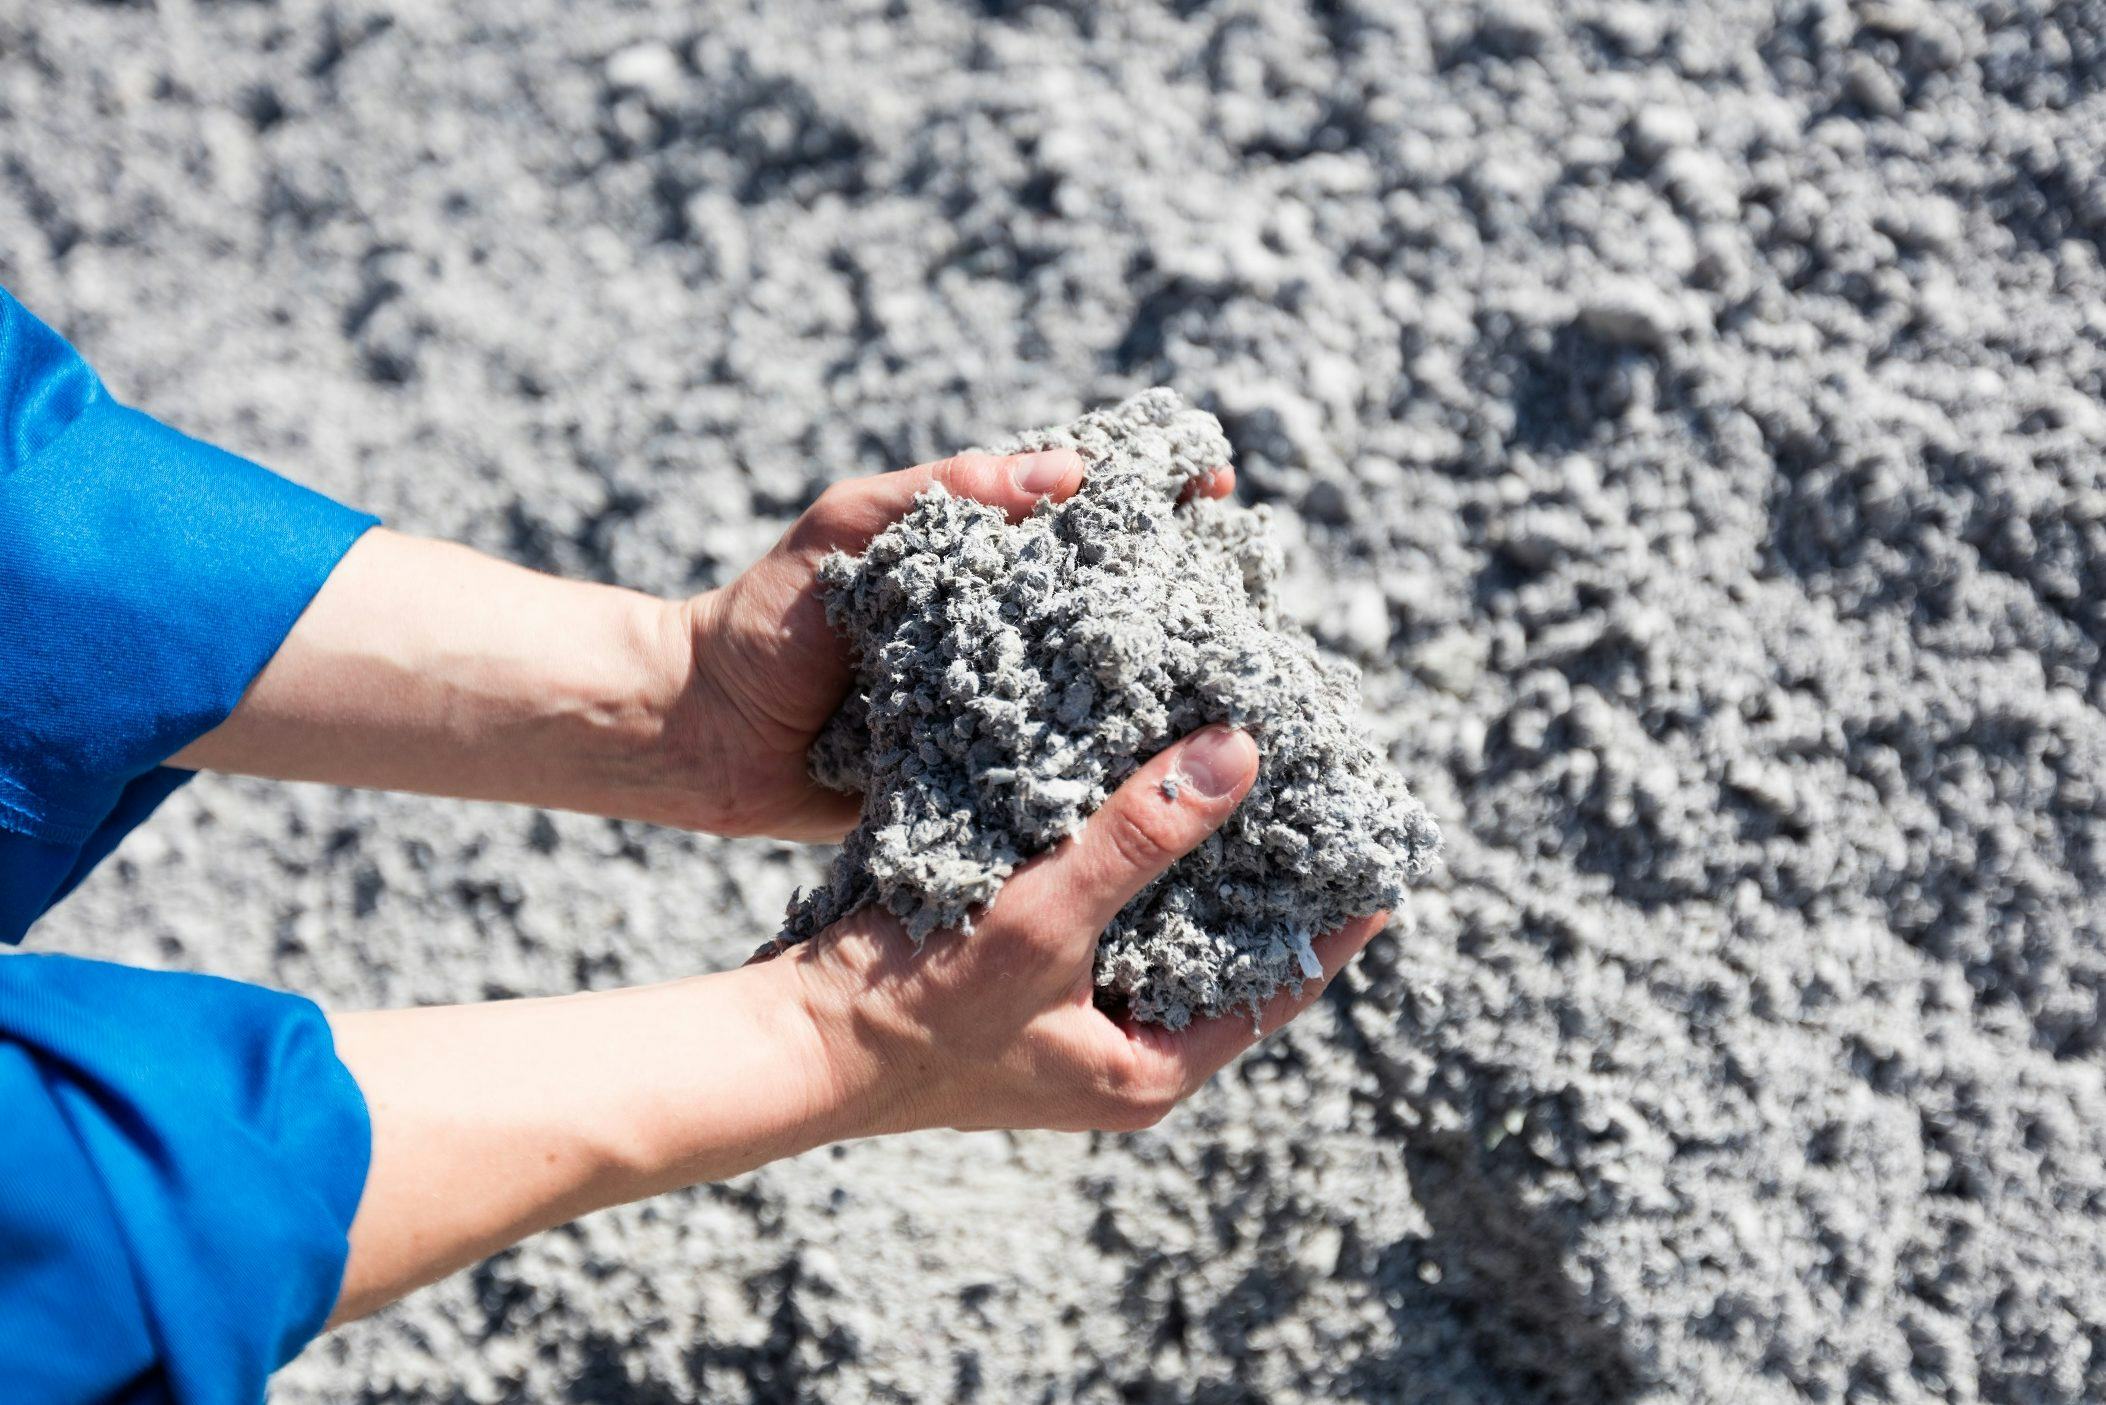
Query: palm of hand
680,547,864,840
674,447,1087,840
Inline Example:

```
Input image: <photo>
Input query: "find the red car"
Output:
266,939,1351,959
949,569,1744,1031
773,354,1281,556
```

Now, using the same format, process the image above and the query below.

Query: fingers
1144,911,1389,1089
1038,912,1383,1132
999,725,1260,952
795,449,1086,557
796,448,1227,561
1179,464,1236,503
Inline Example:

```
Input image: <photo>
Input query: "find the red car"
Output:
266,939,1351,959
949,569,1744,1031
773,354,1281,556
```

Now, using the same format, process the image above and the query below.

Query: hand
326,721,1372,1324
673,451,1236,840
772,724,1387,1135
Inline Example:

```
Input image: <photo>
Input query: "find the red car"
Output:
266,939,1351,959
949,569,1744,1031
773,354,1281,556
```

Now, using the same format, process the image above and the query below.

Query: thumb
1003,725,1260,948
899,449,1085,523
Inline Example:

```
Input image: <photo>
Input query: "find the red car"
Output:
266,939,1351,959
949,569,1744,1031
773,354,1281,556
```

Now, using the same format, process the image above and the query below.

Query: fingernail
1177,726,1254,799
1012,450,1075,494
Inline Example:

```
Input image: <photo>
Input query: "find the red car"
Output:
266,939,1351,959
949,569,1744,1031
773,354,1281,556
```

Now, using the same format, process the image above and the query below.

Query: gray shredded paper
779,390,1440,1027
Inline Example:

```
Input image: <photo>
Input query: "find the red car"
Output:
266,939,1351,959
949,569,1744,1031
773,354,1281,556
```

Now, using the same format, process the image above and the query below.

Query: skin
172,448,1382,1325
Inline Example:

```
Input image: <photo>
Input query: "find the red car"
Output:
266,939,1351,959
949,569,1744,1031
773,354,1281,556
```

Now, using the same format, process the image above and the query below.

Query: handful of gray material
779,390,1440,1028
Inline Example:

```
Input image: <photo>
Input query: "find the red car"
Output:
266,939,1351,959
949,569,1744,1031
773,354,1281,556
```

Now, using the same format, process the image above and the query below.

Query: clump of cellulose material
778,389,1439,1027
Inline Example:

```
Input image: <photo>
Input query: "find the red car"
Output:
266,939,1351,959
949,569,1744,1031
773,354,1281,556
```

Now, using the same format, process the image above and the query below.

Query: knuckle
1141,1076,1184,1120
788,481,858,549
1088,1053,1183,1132
1113,1087,1178,1132
809,479,857,517
1101,798,1191,877
1101,1104,1160,1134
925,453,990,495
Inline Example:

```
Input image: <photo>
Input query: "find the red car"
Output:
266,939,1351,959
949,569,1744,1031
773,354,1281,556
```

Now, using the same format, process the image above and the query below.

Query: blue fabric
0,286,378,1402
0,289,379,918
0,955,370,1404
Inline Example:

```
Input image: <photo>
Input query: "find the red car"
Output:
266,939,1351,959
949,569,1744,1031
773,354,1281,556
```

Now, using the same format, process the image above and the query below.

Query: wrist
608,591,721,829
573,959,878,1202
770,943,931,1143
508,582,706,830
633,590,744,830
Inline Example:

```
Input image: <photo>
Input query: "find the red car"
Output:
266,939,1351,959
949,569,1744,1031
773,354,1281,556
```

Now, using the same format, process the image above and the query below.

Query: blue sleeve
0,954,369,1404
0,284,379,935
0,287,379,1401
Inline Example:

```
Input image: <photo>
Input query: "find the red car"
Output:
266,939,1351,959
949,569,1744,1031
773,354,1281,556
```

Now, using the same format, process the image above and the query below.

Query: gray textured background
7,0,2106,1400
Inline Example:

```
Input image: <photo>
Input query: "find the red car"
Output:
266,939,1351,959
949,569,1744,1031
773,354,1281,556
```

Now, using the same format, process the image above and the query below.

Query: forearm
319,722,1370,1327
167,447,1103,842
171,529,707,826
326,958,852,1324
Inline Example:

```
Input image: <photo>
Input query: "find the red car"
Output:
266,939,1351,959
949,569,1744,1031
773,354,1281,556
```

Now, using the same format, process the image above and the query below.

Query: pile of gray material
13,0,2106,1402
780,389,1439,1027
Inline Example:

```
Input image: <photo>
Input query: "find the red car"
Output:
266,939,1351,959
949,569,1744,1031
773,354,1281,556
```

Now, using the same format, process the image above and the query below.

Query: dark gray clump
777,390,1439,1027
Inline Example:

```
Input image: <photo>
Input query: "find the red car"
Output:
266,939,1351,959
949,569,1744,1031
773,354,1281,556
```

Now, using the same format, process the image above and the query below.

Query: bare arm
326,958,840,1323
169,529,700,827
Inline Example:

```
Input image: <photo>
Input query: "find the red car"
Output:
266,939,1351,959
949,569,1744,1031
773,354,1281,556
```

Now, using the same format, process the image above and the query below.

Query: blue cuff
0,392,377,845
0,952,371,1404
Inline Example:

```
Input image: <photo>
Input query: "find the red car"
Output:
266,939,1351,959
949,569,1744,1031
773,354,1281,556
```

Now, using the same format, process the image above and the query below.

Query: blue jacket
0,288,374,1403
